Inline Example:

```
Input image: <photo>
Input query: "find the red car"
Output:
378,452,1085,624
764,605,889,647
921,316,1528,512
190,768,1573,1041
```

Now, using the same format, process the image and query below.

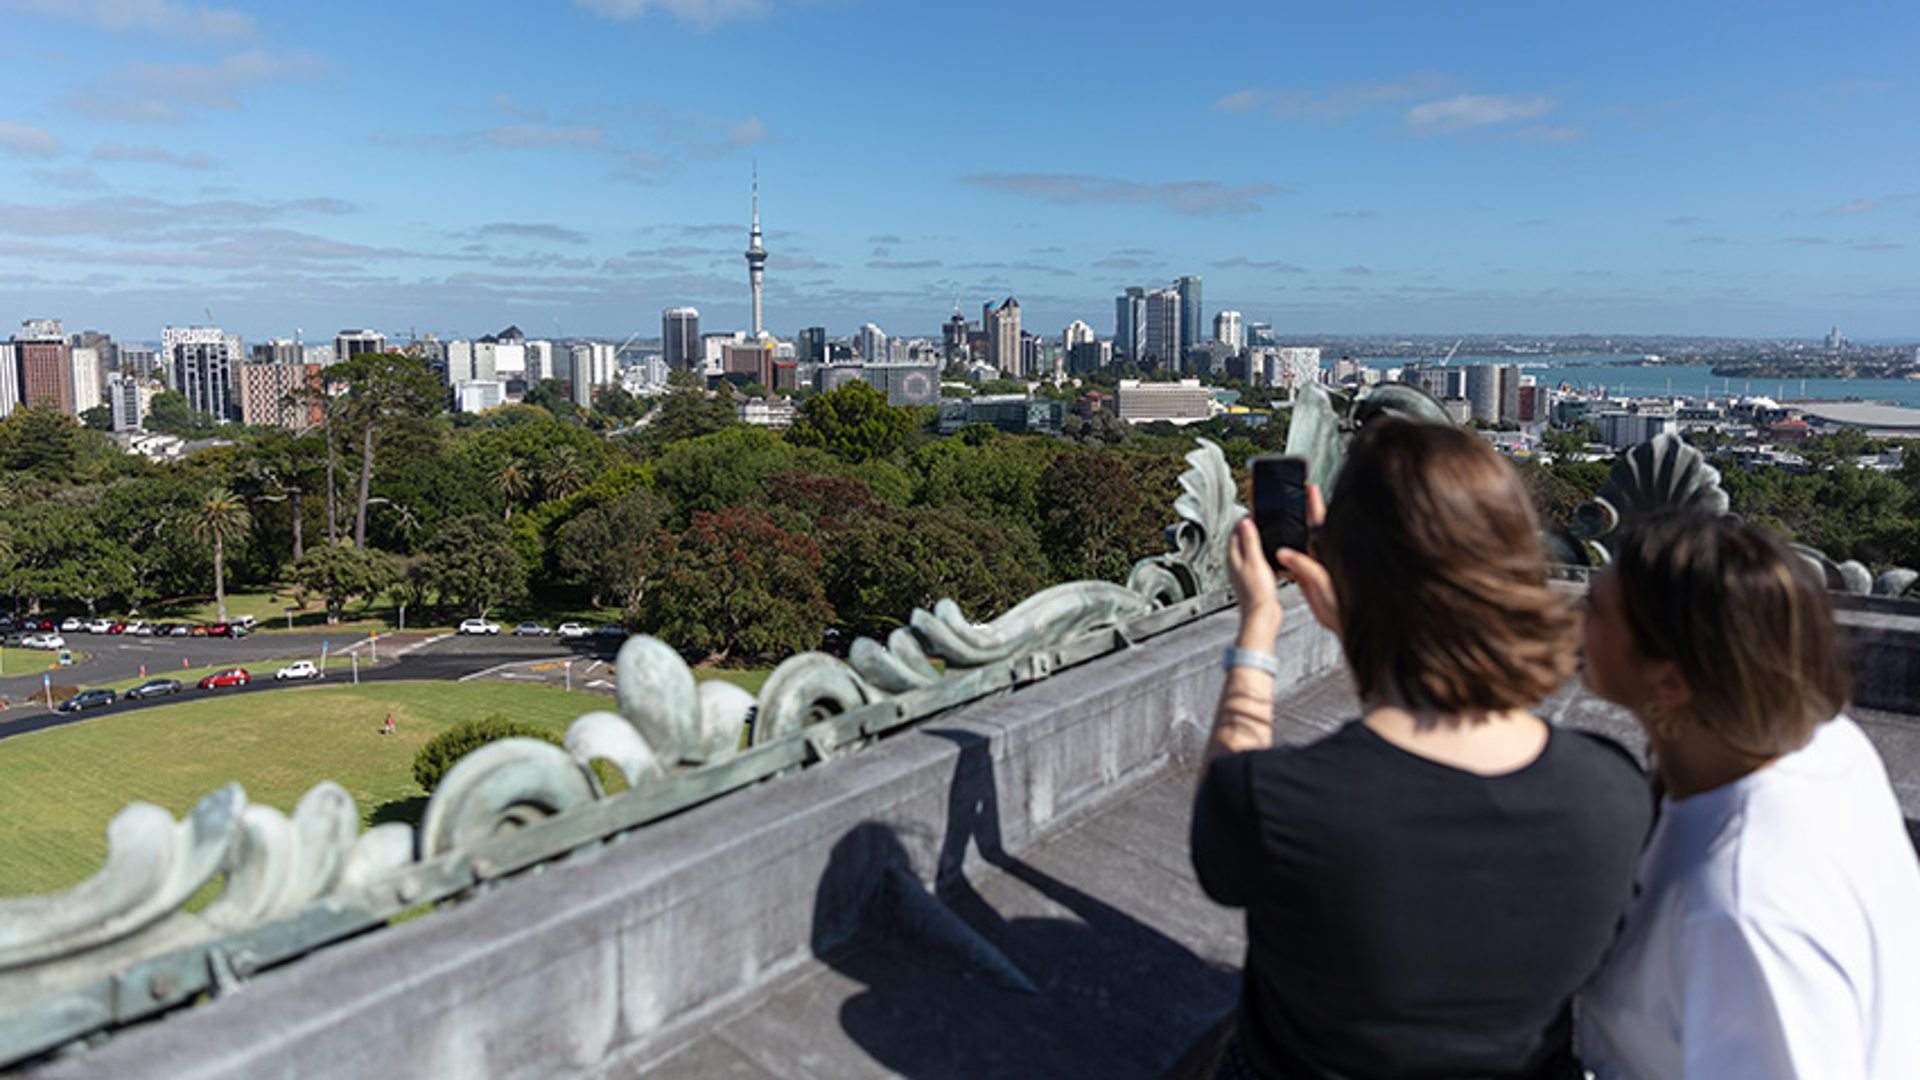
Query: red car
105,622,128,635
198,668,251,690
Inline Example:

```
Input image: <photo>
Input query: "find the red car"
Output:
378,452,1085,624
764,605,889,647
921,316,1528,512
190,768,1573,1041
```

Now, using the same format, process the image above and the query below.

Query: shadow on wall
809,727,1238,1079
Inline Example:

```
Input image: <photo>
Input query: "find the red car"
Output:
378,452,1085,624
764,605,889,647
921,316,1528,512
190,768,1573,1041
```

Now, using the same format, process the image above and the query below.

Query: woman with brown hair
1192,419,1652,1078
1576,510,1920,1078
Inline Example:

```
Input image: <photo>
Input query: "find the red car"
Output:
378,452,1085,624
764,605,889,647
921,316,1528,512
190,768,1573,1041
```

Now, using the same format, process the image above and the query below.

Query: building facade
455,381,506,414
334,329,385,364
1114,378,1213,425
663,308,701,372
164,326,237,420
1213,311,1243,353
985,297,1021,375
1114,287,1146,364
1464,365,1501,425
1142,288,1182,368
1175,276,1203,354
235,362,324,430
108,374,152,432
858,323,888,363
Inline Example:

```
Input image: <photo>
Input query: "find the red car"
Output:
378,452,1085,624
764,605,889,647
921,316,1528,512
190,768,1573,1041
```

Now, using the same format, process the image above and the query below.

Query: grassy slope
0,681,604,897
0,649,87,678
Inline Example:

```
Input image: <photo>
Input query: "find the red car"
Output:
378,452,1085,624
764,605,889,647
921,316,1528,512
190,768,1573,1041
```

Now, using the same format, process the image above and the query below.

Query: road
0,632,622,742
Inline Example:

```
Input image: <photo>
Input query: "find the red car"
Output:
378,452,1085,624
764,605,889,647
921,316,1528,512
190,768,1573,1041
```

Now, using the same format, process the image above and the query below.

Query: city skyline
0,2,1916,340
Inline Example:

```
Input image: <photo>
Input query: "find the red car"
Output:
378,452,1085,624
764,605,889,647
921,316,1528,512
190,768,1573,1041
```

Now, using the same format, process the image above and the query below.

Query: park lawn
694,667,772,696
0,681,605,898
0,649,86,678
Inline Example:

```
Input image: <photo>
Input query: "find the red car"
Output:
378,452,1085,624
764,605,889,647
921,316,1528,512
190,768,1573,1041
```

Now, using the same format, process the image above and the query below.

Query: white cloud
727,117,768,147
65,49,325,123
575,0,771,29
1406,94,1557,134
17,0,254,38
0,120,60,158
1215,74,1458,120
482,124,602,148
1820,197,1879,216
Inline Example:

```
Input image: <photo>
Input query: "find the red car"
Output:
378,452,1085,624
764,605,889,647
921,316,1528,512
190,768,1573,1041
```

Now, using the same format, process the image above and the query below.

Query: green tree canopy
422,514,527,617
291,542,396,623
641,505,833,665
785,381,917,464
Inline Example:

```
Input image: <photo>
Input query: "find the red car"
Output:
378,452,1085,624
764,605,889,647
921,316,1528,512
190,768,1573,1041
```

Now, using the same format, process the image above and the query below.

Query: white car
22,633,65,650
555,622,590,640
234,615,258,630
274,660,320,681
85,617,113,634
457,618,501,636
59,617,83,633
124,621,150,636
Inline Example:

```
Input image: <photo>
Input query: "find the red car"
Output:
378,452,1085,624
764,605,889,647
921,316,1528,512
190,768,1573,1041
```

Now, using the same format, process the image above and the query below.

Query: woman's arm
1203,519,1284,771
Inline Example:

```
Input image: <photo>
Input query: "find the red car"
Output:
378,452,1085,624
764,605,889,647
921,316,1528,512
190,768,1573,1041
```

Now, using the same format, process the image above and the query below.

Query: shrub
411,714,563,793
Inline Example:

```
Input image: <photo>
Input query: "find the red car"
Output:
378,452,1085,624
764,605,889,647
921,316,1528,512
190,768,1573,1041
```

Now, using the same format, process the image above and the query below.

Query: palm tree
493,459,531,521
192,488,252,623
540,445,586,502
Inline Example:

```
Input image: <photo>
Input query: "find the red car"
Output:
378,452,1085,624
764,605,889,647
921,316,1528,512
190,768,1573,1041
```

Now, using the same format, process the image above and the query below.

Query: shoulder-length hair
1317,419,1575,717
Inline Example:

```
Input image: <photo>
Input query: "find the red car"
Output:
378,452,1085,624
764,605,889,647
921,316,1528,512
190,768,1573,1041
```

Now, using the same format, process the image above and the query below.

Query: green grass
146,586,629,636
694,667,773,696
0,649,86,678
0,681,606,898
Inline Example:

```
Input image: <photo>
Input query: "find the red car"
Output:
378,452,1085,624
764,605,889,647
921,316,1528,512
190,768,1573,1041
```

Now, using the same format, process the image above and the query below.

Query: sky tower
745,166,767,338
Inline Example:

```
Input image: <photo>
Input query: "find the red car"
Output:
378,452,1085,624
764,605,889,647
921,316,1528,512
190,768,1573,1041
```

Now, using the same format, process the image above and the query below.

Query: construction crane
1439,339,1464,366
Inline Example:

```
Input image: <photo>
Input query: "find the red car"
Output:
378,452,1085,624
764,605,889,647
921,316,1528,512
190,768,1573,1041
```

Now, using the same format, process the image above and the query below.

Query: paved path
0,633,622,742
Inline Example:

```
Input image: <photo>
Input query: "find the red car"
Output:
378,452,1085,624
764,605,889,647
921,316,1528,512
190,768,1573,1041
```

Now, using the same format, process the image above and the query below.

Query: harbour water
1366,354,1920,407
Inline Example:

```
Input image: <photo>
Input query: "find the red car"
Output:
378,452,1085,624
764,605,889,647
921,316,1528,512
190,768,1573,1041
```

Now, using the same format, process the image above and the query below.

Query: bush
411,714,563,793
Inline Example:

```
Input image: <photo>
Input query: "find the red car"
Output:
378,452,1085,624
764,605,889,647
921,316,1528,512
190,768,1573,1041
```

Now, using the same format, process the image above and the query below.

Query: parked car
593,624,625,639
124,621,151,636
274,660,320,681
188,625,211,637
59,617,84,633
206,623,231,638
23,617,54,632
85,618,113,634
125,678,184,700
233,615,258,630
165,624,192,637
555,622,590,640
21,633,65,650
457,618,501,636
197,668,251,690
511,622,551,637
105,621,128,635
54,688,116,713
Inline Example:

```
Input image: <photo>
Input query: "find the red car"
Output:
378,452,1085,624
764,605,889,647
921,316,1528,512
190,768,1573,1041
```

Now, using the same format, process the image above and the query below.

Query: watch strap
1221,646,1281,677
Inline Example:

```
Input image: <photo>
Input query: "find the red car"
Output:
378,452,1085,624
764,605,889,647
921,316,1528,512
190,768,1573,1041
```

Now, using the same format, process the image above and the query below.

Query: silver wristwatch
1220,646,1280,677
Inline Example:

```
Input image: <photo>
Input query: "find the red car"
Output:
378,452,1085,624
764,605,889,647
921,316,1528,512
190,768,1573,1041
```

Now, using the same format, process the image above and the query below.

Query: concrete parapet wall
31,593,1342,1080
1838,603,1920,715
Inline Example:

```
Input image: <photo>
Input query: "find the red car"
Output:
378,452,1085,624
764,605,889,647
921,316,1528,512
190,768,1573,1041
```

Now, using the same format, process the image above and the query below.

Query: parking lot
0,627,624,740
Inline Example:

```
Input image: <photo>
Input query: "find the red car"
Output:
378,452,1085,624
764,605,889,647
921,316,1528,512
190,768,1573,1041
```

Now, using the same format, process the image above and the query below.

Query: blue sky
0,0,1915,342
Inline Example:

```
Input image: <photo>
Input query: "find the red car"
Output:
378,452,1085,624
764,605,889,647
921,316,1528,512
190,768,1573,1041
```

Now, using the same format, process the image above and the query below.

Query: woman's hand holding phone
1228,483,1337,646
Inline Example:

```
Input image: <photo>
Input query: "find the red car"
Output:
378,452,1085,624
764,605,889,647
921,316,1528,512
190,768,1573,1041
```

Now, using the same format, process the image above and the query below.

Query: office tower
252,339,302,365
568,342,617,408
335,329,385,363
985,296,1021,375
1143,288,1181,368
163,326,235,420
1273,347,1322,393
1213,311,1243,353
797,326,828,365
662,308,701,372
1175,276,1203,353
14,320,74,413
1464,365,1500,425
1498,365,1522,424
1020,332,1042,378
858,323,888,363
109,374,147,432
236,362,324,429
0,343,17,418
1062,319,1095,356
942,312,970,362
745,171,767,338
69,346,102,413
1114,287,1146,363
455,382,506,413
1246,322,1276,349
480,337,525,379
444,340,474,385
118,346,158,378
526,340,554,382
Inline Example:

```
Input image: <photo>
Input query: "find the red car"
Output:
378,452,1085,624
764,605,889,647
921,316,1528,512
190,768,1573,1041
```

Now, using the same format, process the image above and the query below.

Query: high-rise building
334,329,385,363
1271,347,1322,393
1213,311,1244,353
985,296,1021,375
745,171,767,338
1464,365,1500,425
1067,339,1110,375
1020,332,1042,379
797,326,828,365
1062,319,1095,356
118,346,159,378
858,323,888,362
70,346,102,414
864,362,941,406
13,320,73,414
444,340,475,385
1175,276,1203,354
252,339,302,365
662,308,701,372
1143,288,1182,368
568,342,617,408
526,340,554,383
942,313,970,363
109,374,151,432
235,362,324,430
1114,287,1146,363
0,343,18,418
455,381,506,414
1498,365,1522,424
1246,322,1276,348
164,326,236,420
1114,378,1213,425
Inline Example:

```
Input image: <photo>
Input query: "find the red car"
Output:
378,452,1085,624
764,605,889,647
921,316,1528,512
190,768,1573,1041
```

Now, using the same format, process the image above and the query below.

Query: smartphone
1251,455,1310,572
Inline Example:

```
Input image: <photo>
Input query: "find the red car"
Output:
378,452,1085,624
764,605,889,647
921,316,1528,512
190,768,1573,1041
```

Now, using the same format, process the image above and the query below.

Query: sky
0,0,1915,344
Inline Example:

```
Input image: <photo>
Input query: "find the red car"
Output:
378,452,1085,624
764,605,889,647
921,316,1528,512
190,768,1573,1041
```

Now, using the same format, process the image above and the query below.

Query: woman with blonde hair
1577,510,1920,1078
1193,419,1652,1078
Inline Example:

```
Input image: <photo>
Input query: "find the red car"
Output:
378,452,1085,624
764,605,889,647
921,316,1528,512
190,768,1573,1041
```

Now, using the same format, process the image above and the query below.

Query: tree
239,429,322,565
631,372,737,452
1034,450,1183,582
785,381,917,463
423,515,527,617
412,715,562,793
334,353,445,548
80,405,112,431
653,426,827,519
290,542,395,623
555,487,668,614
593,385,644,423
642,506,833,664
493,458,531,520
539,444,587,502
0,406,117,483
190,488,252,622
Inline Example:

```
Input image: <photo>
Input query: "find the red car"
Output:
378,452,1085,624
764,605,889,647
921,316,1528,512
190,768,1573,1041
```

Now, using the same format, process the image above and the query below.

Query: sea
1363,354,1920,408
